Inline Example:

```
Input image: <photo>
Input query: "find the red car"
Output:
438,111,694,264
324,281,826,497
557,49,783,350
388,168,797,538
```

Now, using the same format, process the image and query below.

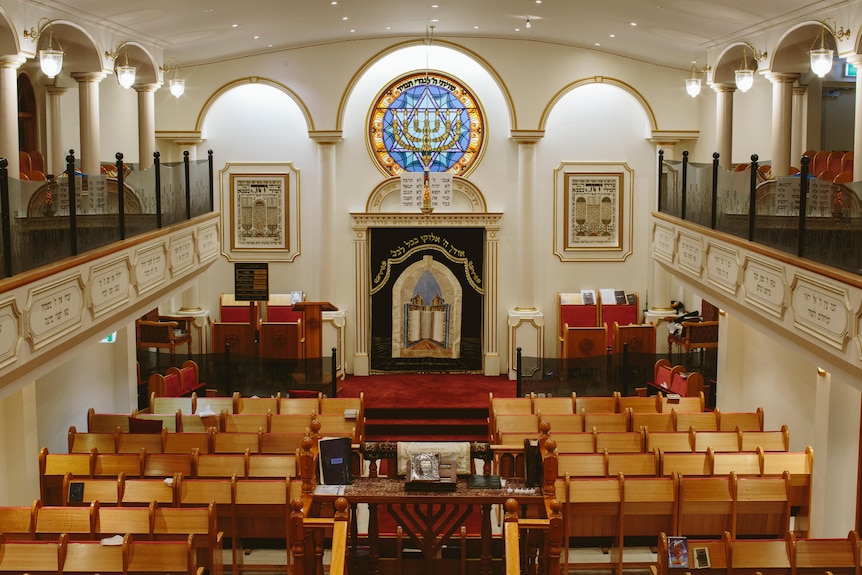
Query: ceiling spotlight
526,18,531,28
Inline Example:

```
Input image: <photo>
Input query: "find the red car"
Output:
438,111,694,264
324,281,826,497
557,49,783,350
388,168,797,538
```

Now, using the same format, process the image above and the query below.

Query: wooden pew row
0,532,203,575
554,472,805,575
653,530,860,575
542,447,813,538
84,409,362,442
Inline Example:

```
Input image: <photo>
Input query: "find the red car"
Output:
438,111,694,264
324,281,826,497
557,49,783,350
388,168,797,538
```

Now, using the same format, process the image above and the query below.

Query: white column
71,72,107,176
713,83,735,168
135,84,158,170
311,131,343,302
0,56,25,176
45,85,68,177
848,55,862,179
791,86,808,170
766,72,798,178
353,227,370,376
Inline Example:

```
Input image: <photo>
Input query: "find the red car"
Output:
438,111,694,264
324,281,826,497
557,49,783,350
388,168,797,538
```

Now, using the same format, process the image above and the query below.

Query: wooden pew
153,503,224,575
725,532,791,575
235,396,279,414
95,502,154,537
718,407,765,432
62,473,121,506
692,430,742,453
712,450,764,476
260,432,306,454
40,448,94,505
150,395,195,415
220,412,270,433
677,473,735,538
120,475,177,506
575,392,620,414
562,475,622,572
620,475,678,571
661,390,705,412
788,530,860,575
248,454,297,478
92,451,145,478
195,451,249,478
278,396,320,416
556,453,607,477
547,432,597,454
163,430,211,454
733,472,791,539
0,533,62,572
655,531,727,575
584,411,629,432
540,413,584,434
618,394,661,414
32,500,97,540
761,448,814,536
741,427,790,452
211,430,261,454
87,407,130,433
595,430,644,453
674,410,719,431
116,431,163,454
630,411,675,432
68,426,115,454
125,535,204,575
607,451,660,477
660,449,714,477
0,503,37,539
533,393,576,415
645,430,693,453
142,452,194,478
269,413,316,434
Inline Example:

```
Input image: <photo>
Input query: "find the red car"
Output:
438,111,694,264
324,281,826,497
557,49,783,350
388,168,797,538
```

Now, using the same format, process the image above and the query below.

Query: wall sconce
160,58,185,98
685,58,710,97
735,43,766,93
809,18,851,78
23,19,64,79
106,42,136,89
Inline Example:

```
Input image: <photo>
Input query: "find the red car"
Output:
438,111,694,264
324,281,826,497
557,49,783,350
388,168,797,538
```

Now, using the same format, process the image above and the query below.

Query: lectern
292,301,337,358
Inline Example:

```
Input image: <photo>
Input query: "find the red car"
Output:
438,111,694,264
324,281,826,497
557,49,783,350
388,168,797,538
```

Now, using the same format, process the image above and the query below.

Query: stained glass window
369,72,484,176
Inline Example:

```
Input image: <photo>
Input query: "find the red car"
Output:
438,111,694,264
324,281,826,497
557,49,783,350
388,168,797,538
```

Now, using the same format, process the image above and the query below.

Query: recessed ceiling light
609,34,615,38
268,44,273,47
331,1,337,4
232,23,238,28
204,8,214,13
536,0,541,3
253,35,259,39
595,42,601,46
350,29,356,32
515,27,521,32
474,25,479,29
386,26,391,30
431,4,439,7
342,16,348,21
630,22,637,26
430,18,439,22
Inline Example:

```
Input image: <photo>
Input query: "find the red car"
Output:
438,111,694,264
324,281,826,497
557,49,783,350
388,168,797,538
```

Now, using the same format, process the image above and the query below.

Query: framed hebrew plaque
219,162,300,262
554,161,633,262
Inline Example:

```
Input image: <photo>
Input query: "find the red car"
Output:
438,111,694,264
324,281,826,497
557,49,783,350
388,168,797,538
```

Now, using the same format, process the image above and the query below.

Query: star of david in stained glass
370,72,484,177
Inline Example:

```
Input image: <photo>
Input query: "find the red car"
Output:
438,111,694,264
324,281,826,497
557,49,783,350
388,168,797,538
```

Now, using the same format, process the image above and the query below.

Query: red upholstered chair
167,360,206,395
29,150,44,173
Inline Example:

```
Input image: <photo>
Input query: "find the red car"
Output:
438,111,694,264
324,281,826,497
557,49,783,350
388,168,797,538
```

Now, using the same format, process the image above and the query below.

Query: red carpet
339,374,515,409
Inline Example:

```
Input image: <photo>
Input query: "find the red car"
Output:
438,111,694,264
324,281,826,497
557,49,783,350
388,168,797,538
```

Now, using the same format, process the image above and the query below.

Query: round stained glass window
369,72,485,176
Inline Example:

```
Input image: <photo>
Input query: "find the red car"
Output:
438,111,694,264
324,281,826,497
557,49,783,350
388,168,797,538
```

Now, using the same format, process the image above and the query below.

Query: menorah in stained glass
391,108,462,172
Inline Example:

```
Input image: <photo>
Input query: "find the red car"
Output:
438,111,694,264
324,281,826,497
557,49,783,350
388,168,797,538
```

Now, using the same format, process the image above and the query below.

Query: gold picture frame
554,161,633,262
219,162,301,262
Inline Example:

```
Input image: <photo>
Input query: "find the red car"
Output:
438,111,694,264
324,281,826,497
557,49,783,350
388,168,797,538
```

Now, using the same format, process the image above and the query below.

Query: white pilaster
848,55,862,179
311,131,343,303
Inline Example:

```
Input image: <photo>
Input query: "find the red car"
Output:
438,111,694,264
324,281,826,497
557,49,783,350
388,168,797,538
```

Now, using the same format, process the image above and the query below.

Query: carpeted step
363,406,490,442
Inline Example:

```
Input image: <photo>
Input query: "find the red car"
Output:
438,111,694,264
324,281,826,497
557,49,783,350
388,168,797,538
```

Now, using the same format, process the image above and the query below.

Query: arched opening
17,73,37,156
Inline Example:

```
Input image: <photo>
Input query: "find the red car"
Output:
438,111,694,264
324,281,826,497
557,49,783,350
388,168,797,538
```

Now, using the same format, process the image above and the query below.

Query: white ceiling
42,0,838,70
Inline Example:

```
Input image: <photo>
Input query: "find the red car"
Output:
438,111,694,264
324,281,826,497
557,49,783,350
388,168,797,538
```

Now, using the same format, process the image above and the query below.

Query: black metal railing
0,149,215,278
658,151,862,275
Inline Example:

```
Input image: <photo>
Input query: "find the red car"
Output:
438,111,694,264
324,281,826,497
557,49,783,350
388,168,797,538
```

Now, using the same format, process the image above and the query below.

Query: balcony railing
658,151,862,275
0,150,215,278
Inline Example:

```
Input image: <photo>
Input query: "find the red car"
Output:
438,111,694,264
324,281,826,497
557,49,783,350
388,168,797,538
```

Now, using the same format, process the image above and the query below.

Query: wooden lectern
292,301,337,358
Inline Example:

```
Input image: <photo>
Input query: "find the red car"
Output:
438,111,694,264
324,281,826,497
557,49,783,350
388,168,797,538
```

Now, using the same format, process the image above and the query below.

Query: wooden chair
668,321,719,361
136,308,193,359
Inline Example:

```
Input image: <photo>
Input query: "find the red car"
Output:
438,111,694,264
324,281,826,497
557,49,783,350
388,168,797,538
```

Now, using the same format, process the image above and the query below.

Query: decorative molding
134,243,169,296
169,231,197,277
88,257,132,318
705,243,740,296
652,221,675,263
366,176,488,214
26,274,86,351
791,274,850,351
0,298,21,370
677,232,704,276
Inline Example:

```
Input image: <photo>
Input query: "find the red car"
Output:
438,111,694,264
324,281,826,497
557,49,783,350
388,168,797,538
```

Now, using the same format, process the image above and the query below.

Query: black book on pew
524,438,543,488
318,437,352,485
